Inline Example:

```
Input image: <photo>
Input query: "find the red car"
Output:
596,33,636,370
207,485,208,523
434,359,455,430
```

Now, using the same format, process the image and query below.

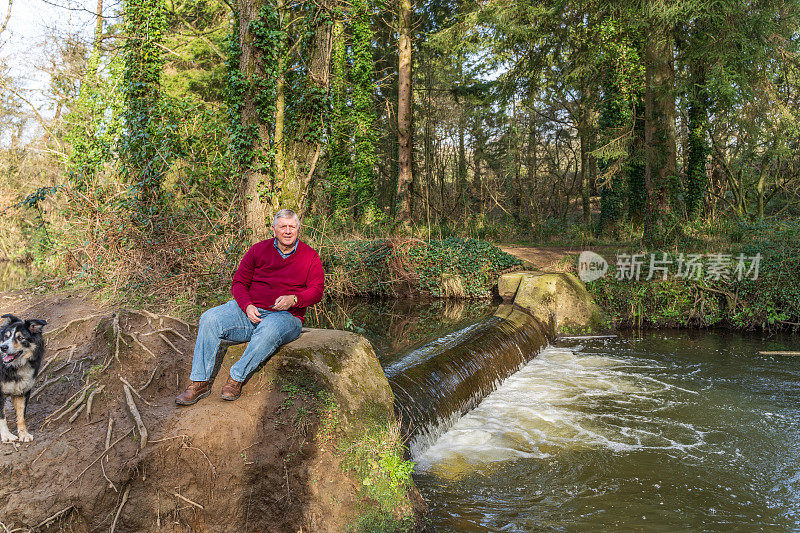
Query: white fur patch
1,366,34,396
0,419,17,443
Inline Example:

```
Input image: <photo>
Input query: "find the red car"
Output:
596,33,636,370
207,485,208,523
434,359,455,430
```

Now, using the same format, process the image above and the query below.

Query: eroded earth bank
0,292,423,532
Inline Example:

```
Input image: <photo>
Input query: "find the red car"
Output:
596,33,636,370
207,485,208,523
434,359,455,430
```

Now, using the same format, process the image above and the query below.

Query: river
314,301,800,531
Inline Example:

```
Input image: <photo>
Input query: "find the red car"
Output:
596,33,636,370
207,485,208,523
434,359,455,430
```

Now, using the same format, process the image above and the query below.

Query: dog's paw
1,432,18,443
17,430,33,443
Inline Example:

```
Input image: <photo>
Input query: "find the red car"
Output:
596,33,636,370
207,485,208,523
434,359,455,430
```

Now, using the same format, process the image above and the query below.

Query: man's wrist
291,295,298,306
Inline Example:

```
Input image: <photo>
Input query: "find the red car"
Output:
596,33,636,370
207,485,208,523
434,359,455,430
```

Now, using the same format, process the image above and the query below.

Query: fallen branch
109,486,130,533
123,384,148,451
172,491,205,510
759,351,800,356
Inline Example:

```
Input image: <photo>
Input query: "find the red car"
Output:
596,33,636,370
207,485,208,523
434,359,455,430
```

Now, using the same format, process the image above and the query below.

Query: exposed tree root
138,365,160,392
119,377,152,406
110,486,130,533
85,384,106,421
122,384,148,451
69,428,134,486
173,491,204,510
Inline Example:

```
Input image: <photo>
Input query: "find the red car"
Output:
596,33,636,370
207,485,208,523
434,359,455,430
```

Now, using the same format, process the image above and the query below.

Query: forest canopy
1,0,799,307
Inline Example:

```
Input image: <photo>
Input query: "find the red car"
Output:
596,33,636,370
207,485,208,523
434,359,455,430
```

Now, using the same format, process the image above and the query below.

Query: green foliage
338,423,416,532
587,220,800,330
63,52,125,191
325,0,379,224
323,238,522,298
120,0,169,203
162,0,230,103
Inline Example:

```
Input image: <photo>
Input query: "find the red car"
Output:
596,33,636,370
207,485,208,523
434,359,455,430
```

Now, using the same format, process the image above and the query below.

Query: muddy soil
0,292,362,532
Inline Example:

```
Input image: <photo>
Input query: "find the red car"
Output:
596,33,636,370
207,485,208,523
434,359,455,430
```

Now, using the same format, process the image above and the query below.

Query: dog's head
0,314,46,367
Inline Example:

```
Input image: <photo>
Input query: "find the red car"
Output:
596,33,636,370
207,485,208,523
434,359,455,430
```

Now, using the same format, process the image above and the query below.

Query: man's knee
198,306,222,333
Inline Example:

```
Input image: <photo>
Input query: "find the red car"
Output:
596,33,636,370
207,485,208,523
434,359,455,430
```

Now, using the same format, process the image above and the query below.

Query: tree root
69,428,134,486
30,376,60,399
138,365,160,392
142,327,189,342
122,384,148,451
48,315,103,337
158,332,183,355
172,491,205,510
119,377,152,406
43,383,95,427
109,486,130,533
85,384,106,421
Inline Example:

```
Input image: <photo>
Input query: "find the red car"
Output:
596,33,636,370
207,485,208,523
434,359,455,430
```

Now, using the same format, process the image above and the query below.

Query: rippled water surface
412,331,800,532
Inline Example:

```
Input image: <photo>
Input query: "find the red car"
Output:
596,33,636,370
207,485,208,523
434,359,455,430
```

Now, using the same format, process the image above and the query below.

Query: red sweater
231,239,325,323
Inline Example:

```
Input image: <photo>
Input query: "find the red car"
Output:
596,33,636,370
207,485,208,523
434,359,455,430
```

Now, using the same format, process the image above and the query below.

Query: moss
322,349,343,374
314,393,416,533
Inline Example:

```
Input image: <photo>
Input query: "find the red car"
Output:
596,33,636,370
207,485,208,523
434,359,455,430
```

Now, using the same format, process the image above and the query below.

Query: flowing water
411,331,800,531
302,298,800,530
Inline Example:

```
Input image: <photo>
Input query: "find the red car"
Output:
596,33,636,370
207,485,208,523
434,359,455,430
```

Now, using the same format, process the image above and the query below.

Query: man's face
274,217,299,248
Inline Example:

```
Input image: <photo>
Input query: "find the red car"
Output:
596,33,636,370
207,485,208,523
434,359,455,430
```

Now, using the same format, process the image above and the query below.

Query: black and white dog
0,314,46,443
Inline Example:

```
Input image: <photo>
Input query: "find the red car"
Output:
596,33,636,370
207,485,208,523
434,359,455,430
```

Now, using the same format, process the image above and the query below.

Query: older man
176,208,324,404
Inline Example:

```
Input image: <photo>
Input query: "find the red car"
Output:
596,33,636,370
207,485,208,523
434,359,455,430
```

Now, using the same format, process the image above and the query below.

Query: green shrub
587,220,800,330
321,237,522,298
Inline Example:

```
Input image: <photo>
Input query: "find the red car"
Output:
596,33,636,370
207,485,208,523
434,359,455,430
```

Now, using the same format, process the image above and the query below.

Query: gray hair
272,208,300,228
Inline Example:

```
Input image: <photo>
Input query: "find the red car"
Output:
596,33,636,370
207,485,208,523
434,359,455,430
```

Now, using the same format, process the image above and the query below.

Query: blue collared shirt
274,238,299,259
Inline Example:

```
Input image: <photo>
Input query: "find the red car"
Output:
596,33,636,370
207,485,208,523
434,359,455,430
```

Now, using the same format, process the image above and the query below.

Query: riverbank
0,292,421,532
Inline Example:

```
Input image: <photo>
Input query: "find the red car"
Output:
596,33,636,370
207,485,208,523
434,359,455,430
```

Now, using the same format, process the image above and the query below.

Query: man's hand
245,304,262,324
272,295,296,312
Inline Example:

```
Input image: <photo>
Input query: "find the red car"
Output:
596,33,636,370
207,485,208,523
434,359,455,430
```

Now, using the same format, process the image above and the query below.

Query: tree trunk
396,0,413,227
238,0,270,243
643,23,677,246
95,0,103,44
686,60,708,220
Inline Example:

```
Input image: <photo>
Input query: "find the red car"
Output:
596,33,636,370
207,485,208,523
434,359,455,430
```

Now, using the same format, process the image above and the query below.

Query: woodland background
1,0,799,324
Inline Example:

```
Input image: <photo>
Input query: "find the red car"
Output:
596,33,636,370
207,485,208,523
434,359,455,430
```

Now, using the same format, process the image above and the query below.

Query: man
176,208,324,404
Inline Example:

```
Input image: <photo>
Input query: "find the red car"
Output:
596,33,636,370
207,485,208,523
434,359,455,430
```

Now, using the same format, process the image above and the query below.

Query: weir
386,271,605,458
386,305,550,457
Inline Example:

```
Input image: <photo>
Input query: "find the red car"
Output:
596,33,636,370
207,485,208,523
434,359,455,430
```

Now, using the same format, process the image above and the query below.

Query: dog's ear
25,319,47,334
1,314,20,328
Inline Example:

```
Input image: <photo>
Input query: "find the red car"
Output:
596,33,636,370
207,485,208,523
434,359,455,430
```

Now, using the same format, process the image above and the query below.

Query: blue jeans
189,300,302,383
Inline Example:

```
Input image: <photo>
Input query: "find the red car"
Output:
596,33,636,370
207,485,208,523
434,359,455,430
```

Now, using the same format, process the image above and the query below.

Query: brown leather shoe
175,380,211,405
220,376,243,401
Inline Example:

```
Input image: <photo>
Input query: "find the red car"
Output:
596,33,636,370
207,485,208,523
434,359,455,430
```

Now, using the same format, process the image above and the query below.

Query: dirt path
497,245,621,272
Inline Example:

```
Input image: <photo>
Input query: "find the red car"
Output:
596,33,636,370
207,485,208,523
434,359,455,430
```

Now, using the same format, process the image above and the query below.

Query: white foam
414,346,706,476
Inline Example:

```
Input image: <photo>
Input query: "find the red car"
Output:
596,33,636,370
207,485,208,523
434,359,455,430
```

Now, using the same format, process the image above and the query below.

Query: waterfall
386,305,550,458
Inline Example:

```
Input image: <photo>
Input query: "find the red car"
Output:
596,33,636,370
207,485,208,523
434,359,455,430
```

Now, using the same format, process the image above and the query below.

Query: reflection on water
305,297,495,360
413,331,800,531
